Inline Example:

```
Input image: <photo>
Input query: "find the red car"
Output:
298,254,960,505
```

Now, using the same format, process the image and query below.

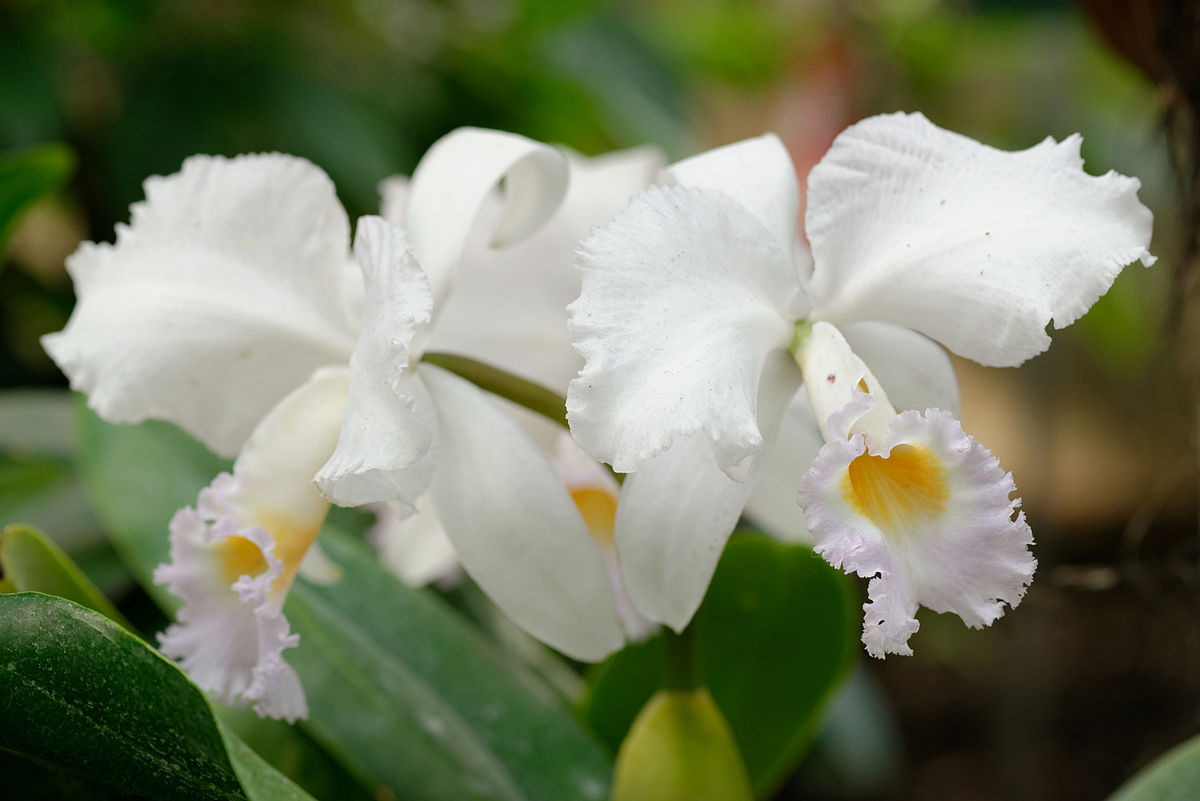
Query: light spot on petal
841,444,949,530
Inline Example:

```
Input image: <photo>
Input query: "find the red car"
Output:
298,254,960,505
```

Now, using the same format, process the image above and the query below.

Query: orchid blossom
369,146,663,587
43,130,647,718
566,112,1154,655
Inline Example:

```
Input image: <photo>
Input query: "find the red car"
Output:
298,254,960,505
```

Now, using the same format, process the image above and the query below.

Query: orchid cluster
44,113,1153,725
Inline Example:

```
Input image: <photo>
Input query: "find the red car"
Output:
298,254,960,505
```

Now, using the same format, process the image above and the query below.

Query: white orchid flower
368,146,664,587
566,111,1155,655
43,130,639,717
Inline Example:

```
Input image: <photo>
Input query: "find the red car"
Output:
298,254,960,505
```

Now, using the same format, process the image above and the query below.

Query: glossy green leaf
75,405,615,801
0,592,316,801
611,689,752,801
0,143,74,256
217,708,375,801
287,528,613,801
581,533,859,798
1108,734,1200,801
0,522,130,628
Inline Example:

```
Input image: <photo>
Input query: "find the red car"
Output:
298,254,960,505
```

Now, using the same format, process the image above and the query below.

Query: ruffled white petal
421,364,625,662
406,128,569,308
568,185,796,476
806,112,1155,368
155,368,349,720
43,154,361,458
663,134,801,268
424,146,662,391
314,217,437,511
840,321,960,416
614,351,801,630
796,408,1036,657
369,496,461,588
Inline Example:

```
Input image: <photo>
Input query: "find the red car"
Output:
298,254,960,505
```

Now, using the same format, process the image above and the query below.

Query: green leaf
287,528,613,801
75,404,615,801
0,143,75,256
580,534,859,798
1108,734,1200,801
0,592,316,801
611,689,752,801
0,522,131,628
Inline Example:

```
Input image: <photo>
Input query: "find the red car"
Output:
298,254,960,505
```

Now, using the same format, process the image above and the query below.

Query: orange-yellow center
841,444,949,530
571,486,618,547
214,510,326,598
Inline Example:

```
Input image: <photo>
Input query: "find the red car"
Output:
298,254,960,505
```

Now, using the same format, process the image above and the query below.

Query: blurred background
1,0,1196,799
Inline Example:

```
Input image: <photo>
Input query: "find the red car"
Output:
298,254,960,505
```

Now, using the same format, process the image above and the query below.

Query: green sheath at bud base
612,688,753,801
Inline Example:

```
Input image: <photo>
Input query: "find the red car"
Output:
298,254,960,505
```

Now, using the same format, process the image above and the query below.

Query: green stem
421,351,569,429
662,625,701,690
421,351,625,485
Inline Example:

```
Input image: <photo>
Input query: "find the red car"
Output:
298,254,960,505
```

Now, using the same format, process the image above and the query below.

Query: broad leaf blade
1108,734,1200,801
0,592,246,801
0,522,130,628
580,534,858,798
287,529,613,801
0,593,318,801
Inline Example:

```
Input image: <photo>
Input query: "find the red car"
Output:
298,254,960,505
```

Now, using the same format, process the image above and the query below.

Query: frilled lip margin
797,408,1036,658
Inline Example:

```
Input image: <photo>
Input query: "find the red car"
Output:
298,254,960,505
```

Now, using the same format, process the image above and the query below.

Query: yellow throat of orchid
570,485,618,548
214,509,326,599
841,444,949,530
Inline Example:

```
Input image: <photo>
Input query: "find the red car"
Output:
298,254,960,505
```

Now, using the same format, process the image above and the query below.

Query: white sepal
806,112,1155,367
406,128,568,308
663,133,800,267
614,351,801,630
421,364,625,662
568,185,795,476
425,145,662,391
43,154,360,457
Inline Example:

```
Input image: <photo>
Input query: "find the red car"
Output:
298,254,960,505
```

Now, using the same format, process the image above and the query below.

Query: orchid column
567,112,1154,656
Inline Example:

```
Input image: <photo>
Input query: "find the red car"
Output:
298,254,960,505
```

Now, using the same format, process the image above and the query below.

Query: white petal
796,408,1036,657
744,391,823,542
614,351,801,630
314,217,437,510
155,368,349,720
663,134,801,267
406,128,568,307
806,112,1155,367
568,185,796,475
426,146,662,391
420,364,625,662
840,321,959,416
369,496,461,588
43,154,360,458
613,435,756,631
